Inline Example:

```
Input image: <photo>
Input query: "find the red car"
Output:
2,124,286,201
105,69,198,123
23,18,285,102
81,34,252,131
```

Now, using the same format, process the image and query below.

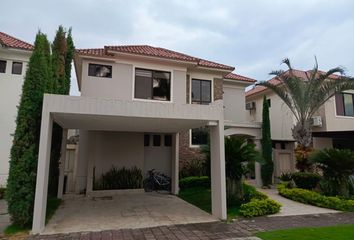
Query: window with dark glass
135,68,171,101
164,135,172,147
267,99,271,108
12,62,22,75
335,93,354,117
88,63,112,78
153,135,161,146
144,134,150,146
191,127,209,145
192,79,211,104
0,60,6,73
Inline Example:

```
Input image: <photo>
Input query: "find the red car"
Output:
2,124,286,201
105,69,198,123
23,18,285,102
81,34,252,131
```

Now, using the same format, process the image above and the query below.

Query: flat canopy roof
45,94,223,133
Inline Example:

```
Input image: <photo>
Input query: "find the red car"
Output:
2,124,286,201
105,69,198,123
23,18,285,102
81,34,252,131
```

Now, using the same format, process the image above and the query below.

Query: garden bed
178,176,281,218
278,183,354,211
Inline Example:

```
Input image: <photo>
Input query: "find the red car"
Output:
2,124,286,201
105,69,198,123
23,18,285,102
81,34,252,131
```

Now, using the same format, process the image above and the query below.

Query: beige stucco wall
223,82,248,123
92,131,144,178
0,48,31,186
80,58,188,104
320,92,354,132
247,91,295,141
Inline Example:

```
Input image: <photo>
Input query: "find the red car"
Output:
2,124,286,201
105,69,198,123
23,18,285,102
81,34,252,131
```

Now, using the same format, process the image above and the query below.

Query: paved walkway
28,212,354,240
257,188,339,216
0,200,10,237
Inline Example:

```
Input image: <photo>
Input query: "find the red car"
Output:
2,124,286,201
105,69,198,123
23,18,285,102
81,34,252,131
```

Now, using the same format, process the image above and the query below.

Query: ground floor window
191,127,209,146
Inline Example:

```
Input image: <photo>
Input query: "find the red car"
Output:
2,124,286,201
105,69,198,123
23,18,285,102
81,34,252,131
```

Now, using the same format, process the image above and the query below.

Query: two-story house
246,69,354,178
0,32,33,186
32,45,256,233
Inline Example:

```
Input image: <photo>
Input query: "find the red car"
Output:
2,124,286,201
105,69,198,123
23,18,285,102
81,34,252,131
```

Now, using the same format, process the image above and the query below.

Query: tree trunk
292,120,312,148
226,177,244,202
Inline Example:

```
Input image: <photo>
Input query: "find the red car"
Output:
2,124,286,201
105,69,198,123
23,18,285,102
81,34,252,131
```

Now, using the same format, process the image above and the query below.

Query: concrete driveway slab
43,191,217,235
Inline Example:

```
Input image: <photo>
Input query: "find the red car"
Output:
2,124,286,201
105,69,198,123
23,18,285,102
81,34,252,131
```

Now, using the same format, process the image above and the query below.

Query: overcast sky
1,0,354,95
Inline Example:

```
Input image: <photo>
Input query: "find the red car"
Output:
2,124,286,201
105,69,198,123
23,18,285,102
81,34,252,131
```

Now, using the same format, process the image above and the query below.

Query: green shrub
0,188,5,199
94,166,143,190
179,159,206,178
278,183,354,211
243,183,268,202
179,176,210,189
279,172,293,182
291,172,321,190
239,199,281,217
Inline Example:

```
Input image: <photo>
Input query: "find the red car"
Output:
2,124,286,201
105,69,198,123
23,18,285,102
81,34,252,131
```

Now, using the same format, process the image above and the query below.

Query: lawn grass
4,197,62,236
256,224,354,240
178,187,240,220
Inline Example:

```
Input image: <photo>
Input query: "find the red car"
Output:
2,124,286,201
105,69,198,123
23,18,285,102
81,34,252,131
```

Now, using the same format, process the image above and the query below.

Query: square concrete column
171,133,179,195
57,129,68,199
32,110,53,234
210,121,227,220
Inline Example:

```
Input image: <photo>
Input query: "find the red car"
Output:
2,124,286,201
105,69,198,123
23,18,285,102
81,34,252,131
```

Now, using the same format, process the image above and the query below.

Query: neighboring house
32,45,256,233
246,69,354,178
0,32,33,186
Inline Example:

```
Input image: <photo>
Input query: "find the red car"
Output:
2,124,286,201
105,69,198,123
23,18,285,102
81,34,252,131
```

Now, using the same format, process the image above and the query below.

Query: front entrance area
44,191,217,234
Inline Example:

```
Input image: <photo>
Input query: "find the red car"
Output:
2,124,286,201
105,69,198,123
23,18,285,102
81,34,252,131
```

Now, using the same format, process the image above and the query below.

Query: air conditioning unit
311,116,322,127
245,102,256,110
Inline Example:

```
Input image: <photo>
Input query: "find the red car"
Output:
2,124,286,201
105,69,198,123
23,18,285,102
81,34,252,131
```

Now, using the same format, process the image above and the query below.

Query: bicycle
143,169,171,192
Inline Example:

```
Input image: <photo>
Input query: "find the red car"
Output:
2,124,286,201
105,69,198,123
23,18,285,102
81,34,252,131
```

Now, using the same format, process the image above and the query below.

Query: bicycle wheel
143,179,154,192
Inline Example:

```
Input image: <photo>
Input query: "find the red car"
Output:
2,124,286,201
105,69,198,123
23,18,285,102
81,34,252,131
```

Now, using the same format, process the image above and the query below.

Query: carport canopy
32,94,227,233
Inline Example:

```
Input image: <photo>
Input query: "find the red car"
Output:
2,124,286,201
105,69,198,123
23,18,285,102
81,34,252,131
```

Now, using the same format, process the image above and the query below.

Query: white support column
57,129,68,199
86,131,94,195
254,139,263,187
32,110,53,234
171,133,179,195
210,121,227,220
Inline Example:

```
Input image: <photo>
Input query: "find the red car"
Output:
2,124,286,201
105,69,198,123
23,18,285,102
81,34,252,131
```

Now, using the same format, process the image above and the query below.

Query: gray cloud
1,0,353,95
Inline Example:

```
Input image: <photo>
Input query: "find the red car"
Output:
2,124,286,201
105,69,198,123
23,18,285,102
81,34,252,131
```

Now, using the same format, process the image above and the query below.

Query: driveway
44,191,217,234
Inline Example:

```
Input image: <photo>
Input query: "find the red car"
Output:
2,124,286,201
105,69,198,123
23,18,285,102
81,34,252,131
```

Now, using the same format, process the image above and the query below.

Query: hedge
278,183,354,211
291,172,321,190
239,199,281,218
179,176,210,189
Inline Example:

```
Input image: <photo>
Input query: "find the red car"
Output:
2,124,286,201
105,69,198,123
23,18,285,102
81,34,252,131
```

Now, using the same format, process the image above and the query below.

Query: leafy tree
261,95,273,186
225,136,261,203
309,148,354,197
6,32,51,227
258,58,354,147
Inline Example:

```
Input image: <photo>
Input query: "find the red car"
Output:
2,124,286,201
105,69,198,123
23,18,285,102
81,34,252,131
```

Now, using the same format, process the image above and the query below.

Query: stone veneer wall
178,76,224,169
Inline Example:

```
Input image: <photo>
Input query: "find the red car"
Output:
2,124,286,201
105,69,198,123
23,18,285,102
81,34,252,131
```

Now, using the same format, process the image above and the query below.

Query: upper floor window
12,62,22,75
0,60,6,73
134,68,171,101
192,79,211,104
336,93,354,117
88,63,112,78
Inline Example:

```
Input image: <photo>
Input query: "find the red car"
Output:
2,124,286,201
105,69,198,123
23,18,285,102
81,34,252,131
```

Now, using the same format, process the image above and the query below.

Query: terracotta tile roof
76,45,235,71
224,72,256,83
0,31,33,50
246,69,342,97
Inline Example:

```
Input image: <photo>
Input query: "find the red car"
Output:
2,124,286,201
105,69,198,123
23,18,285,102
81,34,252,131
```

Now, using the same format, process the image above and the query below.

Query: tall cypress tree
48,26,74,196
261,95,273,187
6,32,51,227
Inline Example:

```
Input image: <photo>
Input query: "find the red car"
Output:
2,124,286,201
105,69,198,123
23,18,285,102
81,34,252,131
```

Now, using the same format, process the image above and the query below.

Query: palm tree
258,58,354,148
225,136,261,202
